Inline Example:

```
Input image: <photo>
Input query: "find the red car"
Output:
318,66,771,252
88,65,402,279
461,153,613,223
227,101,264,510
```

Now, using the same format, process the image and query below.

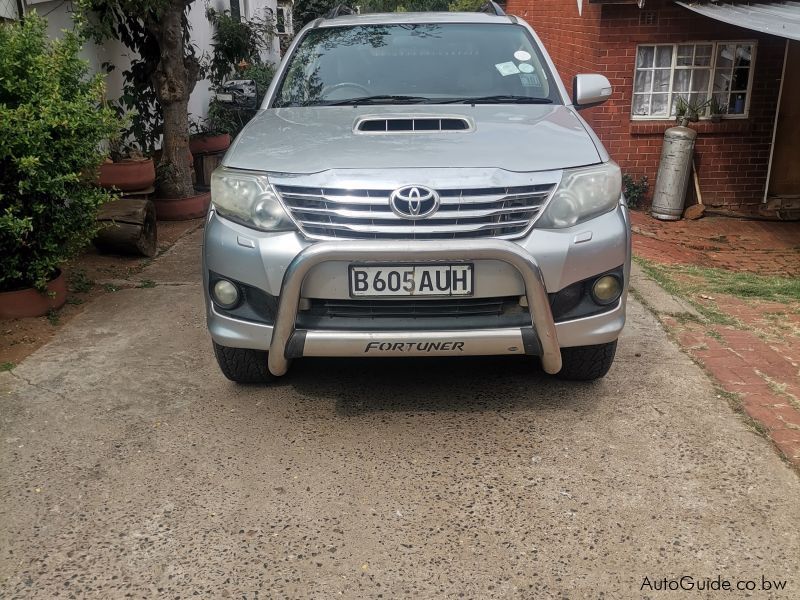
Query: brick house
505,0,800,218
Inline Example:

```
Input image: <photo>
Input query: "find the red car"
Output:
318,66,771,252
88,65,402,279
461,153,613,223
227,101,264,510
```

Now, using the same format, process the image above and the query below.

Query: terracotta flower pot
98,158,156,192
189,133,231,155
0,270,67,319
153,191,211,221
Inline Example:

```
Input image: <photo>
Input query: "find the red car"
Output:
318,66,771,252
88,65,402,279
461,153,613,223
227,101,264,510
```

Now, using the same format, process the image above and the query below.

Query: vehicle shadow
282,355,600,415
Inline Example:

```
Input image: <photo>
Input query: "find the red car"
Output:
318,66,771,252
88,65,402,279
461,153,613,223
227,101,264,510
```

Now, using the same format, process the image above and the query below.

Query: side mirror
573,74,612,109
214,79,258,110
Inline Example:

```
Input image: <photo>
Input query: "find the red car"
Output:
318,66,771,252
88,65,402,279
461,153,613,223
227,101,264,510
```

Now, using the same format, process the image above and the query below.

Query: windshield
273,23,560,107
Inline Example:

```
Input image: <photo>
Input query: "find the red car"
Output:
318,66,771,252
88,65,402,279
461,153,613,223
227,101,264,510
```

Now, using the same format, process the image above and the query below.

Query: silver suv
203,8,630,383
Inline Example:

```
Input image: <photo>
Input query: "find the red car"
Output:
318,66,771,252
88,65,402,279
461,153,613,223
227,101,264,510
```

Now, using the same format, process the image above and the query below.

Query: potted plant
675,96,709,127
709,96,727,123
98,142,156,192
189,117,232,155
81,0,206,220
0,15,117,318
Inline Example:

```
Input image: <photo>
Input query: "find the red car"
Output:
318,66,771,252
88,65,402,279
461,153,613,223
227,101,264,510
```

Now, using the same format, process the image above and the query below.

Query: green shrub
622,174,649,209
448,0,484,10
0,14,117,291
205,62,276,137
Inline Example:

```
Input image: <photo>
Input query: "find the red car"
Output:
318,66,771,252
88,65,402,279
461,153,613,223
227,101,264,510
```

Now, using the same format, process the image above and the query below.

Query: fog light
591,275,622,305
212,279,240,308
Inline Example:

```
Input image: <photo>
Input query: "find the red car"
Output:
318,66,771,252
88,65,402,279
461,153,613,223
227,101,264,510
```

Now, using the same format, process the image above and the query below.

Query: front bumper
203,203,631,376
265,239,562,375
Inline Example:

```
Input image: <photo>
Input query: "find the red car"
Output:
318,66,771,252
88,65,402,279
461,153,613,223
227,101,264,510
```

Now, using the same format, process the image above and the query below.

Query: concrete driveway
1,229,798,598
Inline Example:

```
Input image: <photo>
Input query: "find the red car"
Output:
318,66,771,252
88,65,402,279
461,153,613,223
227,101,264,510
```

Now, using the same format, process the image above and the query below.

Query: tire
555,341,617,381
213,342,275,384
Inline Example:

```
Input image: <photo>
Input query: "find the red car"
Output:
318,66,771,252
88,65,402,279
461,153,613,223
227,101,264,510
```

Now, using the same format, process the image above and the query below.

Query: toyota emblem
389,185,440,220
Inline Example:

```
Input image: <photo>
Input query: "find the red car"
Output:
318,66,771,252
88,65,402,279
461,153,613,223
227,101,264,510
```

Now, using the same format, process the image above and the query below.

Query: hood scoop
355,115,473,134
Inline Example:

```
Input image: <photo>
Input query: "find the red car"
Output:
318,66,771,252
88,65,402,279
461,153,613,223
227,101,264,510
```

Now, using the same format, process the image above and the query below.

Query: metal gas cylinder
651,125,697,221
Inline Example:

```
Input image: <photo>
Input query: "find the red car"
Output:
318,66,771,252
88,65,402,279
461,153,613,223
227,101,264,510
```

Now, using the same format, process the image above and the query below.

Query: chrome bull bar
267,240,562,376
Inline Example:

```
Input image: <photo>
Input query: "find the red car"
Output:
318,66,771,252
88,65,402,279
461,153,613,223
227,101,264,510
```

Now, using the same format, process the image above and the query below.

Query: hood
224,104,602,174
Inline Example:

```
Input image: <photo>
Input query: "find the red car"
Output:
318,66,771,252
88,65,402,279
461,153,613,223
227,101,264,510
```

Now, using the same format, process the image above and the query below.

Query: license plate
349,264,473,297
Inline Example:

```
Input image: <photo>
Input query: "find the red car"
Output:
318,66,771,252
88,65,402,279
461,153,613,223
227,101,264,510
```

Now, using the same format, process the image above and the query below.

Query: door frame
764,39,790,203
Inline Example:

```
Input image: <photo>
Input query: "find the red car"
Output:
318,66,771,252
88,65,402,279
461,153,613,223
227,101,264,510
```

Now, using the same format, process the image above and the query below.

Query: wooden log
194,151,224,188
94,199,157,257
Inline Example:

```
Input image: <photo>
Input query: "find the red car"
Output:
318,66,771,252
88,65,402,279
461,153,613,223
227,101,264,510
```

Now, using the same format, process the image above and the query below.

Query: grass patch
636,257,800,303
706,329,724,342
673,311,704,325
1,362,14,372
634,257,800,326
68,269,93,293
46,309,60,326
103,283,120,293
636,257,800,304
136,279,156,289
713,387,769,436
635,258,736,325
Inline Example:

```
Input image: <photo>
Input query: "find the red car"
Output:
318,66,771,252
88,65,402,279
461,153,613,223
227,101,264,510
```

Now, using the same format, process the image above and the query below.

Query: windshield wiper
437,95,554,105
325,95,432,106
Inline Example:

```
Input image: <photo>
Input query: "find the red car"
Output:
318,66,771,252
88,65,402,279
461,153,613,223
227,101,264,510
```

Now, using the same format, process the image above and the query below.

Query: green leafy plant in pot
675,96,710,127
98,139,157,192
708,96,727,123
189,116,232,156
0,14,118,318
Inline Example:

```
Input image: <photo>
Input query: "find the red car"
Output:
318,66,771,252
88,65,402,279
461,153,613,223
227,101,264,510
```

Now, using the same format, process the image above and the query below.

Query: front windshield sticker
495,61,520,76
520,73,541,87
514,50,532,62
519,63,534,74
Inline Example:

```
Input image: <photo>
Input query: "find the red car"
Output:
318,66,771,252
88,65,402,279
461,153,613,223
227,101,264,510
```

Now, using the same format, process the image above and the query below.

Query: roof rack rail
479,1,506,16
325,4,358,18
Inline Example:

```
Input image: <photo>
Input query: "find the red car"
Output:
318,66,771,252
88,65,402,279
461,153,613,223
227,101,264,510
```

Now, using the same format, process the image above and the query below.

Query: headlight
210,168,294,232
537,162,622,229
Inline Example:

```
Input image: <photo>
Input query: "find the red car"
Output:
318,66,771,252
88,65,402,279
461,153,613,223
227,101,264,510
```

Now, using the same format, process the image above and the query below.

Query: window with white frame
632,42,755,119
276,3,293,36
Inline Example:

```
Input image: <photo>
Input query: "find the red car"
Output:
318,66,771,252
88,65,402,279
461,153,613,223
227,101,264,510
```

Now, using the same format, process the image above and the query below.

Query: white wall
28,0,280,125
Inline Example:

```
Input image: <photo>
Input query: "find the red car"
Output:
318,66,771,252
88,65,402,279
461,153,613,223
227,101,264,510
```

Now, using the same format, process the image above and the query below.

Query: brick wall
507,0,786,213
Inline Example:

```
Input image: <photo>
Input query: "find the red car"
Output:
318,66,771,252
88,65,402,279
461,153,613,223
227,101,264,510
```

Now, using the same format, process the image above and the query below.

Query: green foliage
206,7,274,86
78,0,173,155
204,63,275,137
622,174,649,209
360,0,450,11
675,95,709,123
448,0,484,10
0,362,15,372
293,0,479,28
78,0,201,200
708,95,727,116
293,0,339,29
68,269,94,293
46,308,61,326
203,13,276,138
0,14,117,292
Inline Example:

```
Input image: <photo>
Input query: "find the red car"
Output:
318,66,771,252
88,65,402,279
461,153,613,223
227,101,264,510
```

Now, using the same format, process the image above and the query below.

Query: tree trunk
150,0,199,199
159,100,194,198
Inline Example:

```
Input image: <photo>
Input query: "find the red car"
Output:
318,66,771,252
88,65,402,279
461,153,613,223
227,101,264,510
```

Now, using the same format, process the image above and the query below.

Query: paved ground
629,211,800,467
2,229,799,598
630,211,800,277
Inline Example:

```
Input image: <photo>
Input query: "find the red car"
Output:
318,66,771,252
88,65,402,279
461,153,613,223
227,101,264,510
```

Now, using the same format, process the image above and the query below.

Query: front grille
275,184,554,240
309,296,520,319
